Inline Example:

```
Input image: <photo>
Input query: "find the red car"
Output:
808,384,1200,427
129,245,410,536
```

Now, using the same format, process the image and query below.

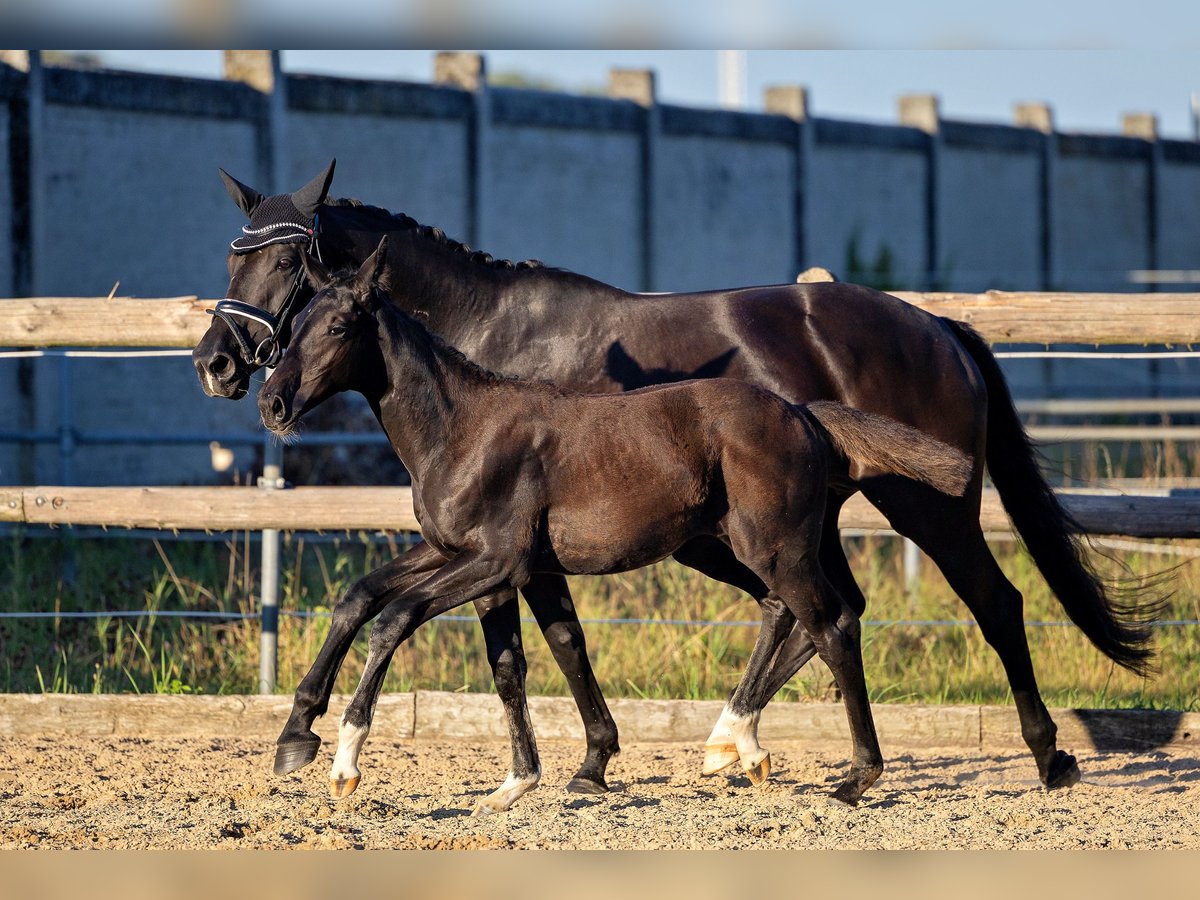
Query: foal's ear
291,159,337,218
352,236,392,303
219,168,264,219
299,250,333,290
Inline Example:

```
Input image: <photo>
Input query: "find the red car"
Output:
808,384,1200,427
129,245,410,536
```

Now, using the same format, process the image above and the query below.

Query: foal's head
258,237,392,437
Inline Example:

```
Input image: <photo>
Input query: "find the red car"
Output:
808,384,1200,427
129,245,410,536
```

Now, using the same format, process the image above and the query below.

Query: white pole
717,50,747,110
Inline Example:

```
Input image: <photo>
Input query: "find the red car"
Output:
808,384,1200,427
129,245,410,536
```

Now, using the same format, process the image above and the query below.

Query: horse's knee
331,582,376,629
543,621,586,658
492,647,528,704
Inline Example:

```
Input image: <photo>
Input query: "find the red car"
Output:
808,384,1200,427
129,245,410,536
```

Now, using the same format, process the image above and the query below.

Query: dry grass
1,522,1195,710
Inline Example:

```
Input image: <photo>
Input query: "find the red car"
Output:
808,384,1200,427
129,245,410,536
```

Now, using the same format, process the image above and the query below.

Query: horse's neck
371,311,481,480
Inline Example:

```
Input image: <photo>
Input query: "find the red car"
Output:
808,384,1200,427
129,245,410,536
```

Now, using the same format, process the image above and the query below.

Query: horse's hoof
1044,752,1081,791
329,775,360,800
828,782,862,808
274,736,322,776
744,752,771,787
566,776,609,795
702,743,740,776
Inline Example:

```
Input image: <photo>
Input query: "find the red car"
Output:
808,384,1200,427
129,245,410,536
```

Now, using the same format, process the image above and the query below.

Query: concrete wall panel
487,124,642,289
939,146,1041,291
807,144,927,289
286,110,469,244
654,135,793,292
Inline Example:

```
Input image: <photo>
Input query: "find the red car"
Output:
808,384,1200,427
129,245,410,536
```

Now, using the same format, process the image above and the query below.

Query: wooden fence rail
4,291,1200,347
3,485,1198,540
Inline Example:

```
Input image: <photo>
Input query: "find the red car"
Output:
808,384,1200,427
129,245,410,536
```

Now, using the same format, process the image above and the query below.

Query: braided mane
324,197,545,271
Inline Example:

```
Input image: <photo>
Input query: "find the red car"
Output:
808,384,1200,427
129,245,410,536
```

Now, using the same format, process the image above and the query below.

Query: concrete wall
287,111,469,239
1052,138,1151,292
654,109,795,292
0,99,15,482
28,97,264,484
0,100,11,296
806,123,928,288
938,136,1042,292
2,57,1198,486
489,122,642,289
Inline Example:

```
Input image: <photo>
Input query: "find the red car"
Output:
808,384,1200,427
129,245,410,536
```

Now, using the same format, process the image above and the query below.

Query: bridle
208,223,321,369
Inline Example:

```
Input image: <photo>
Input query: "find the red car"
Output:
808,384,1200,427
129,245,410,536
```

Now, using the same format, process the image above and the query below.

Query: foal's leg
275,540,447,775
520,574,620,794
771,559,883,807
470,595,541,815
328,586,542,814
705,592,794,785
757,494,865,700
672,537,797,781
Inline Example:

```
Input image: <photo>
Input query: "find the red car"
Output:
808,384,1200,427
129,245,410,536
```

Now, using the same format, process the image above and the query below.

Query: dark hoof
566,775,609,795
273,735,322,776
828,782,862,808
1044,752,1081,791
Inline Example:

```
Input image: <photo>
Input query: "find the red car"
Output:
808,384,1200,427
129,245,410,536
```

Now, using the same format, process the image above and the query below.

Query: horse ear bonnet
228,159,336,254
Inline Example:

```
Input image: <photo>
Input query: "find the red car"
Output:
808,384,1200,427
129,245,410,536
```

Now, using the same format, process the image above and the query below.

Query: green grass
1,525,1196,710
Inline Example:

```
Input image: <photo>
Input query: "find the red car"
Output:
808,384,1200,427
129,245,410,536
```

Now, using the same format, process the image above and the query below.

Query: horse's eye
277,257,294,270
329,324,347,337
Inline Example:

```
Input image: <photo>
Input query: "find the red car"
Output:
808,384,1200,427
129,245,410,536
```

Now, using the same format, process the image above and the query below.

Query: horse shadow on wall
604,343,739,391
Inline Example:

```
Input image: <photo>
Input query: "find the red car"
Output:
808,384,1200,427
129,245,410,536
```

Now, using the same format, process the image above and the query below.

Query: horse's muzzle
193,349,250,400
258,388,294,433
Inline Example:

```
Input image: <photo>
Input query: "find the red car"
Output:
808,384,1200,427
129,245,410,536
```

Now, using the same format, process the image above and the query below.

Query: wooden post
1,50,43,484
899,93,941,290
435,52,490,250
765,85,812,277
609,69,658,292
223,50,288,695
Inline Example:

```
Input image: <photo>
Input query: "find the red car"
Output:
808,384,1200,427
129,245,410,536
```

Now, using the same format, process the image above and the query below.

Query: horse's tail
803,401,973,498
941,318,1164,675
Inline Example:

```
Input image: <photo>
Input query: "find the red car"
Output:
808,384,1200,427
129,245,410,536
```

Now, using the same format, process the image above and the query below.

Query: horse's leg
326,586,539,809
757,493,863,699
470,594,541,815
519,574,619,795
769,557,883,807
705,593,794,785
670,538,790,780
274,540,447,776
868,477,1079,790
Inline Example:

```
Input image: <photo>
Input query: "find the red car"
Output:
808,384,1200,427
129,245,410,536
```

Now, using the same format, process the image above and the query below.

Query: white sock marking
329,719,370,785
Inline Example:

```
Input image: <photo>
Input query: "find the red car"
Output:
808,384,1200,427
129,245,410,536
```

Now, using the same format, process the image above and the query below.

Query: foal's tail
803,401,973,498
941,319,1163,676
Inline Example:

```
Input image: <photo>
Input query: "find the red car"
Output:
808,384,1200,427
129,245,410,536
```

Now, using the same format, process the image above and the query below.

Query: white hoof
704,704,769,784
471,771,540,816
328,720,369,801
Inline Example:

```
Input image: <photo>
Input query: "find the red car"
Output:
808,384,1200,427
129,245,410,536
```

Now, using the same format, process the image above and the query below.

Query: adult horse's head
193,160,336,400
259,236,391,436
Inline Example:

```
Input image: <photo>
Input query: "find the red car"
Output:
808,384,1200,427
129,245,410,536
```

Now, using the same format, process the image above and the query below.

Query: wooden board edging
0,693,1193,753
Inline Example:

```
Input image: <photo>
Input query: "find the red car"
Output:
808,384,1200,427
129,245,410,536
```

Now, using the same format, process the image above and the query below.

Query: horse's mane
324,197,546,272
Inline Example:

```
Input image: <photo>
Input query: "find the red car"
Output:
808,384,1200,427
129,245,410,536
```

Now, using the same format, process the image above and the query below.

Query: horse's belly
544,505,690,575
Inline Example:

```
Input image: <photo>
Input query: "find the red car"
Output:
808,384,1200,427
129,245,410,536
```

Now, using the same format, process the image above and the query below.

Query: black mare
258,240,975,809
194,163,1158,801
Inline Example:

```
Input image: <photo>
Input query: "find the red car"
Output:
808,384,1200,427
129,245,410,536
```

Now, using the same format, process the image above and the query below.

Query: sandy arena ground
0,736,1196,849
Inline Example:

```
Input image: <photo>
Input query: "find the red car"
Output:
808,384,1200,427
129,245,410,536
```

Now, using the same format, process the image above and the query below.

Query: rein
208,223,322,369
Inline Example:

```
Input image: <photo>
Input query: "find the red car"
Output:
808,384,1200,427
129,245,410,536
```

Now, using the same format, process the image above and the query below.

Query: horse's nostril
270,394,287,421
209,353,233,377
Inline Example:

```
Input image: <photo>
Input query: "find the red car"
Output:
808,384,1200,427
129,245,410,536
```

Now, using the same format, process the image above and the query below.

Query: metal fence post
258,433,284,694
902,538,922,605
225,50,289,693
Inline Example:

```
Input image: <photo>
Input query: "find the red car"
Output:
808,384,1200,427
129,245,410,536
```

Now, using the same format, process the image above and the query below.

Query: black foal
260,238,972,811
